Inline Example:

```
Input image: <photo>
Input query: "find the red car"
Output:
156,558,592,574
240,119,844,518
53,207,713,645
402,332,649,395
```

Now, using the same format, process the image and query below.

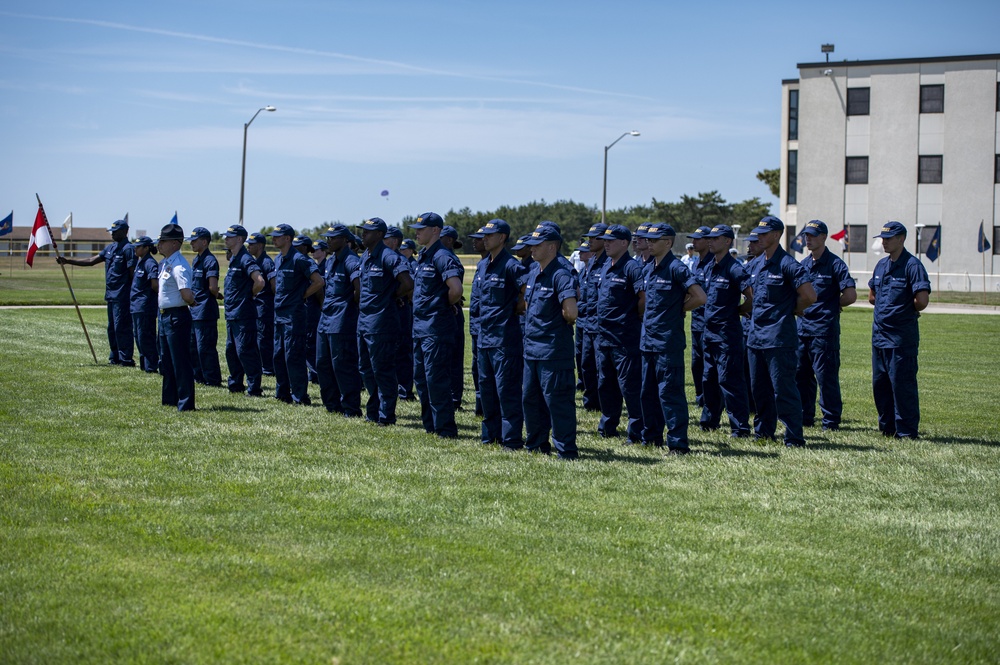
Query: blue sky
1,0,998,237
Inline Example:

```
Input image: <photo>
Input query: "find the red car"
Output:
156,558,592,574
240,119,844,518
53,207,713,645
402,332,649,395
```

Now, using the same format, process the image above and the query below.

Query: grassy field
1,307,999,663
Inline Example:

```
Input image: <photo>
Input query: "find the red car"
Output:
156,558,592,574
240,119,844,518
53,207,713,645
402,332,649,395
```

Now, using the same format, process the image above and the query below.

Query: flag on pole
831,227,848,250
789,232,806,253
925,226,941,262
978,221,991,253
0,211,12,237
26,202,53,267
170,212,178,225
61,212,73,240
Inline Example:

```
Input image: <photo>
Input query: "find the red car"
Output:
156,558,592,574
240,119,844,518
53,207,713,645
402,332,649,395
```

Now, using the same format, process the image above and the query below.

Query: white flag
62,212,72,240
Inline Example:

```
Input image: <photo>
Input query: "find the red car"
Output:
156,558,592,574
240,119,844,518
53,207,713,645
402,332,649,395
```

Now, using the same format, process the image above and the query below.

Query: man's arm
180,288,195,306
683,284,707,311
150,277,159,295
561,297,578,324
914,290,929,312
446,276,463,305
636,289,646,316
57,254,104,267
794,282,817,316
209,276,220,300
250,271,265,297
739,287,753,317
303,272,324,300
839,286,857,308
395,272,414,299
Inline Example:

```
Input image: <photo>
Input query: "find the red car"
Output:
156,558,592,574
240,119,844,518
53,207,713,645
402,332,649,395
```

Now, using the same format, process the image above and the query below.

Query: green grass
1,308,999,663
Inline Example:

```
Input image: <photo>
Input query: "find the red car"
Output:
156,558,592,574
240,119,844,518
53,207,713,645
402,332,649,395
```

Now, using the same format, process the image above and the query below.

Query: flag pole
36,194,99,365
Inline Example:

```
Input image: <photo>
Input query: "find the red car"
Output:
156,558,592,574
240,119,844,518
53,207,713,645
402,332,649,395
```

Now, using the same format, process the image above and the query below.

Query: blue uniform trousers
522,359,577,458
470,334,482,415
316,332,362,417
701,337,751,434
450,309,466,407
596,345,643,441
580,332,600,410
132,312,158,373
257,303,275,374
225,318,262,396
106,300,134,365
749,346,805,446
359,333,398,424
190,320,222,386
159,307,195,411
796,335,842,428
640,352,689,450
273,322,309,404
414,336,458,437
743,334,756,415
690,329,705,406
395,303,414,399
478,345,524,447
872,347,920,438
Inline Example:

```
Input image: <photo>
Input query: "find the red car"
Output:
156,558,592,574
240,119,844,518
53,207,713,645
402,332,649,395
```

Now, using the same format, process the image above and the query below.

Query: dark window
847,225,868,253
919,155,943,184
995,154,1000,184
847,87,870,116
920,84,944,113
994,227,1000,256
787,150,797,205
788,89,799,141
996,82,999,112
919,225,941,254
785,226,797,248
846,156,869,184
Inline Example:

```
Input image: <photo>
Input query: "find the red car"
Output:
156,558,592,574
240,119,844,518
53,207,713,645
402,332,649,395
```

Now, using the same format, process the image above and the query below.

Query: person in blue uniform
271,223,324,405
741,230,762,414
440,225,467,410
595,224,645,442
246,232,276,375
58,218,136,366
395,238,417,401
573,239,593,398
522,225,579,459
358,218,413,424
700,224,753,437
292,235,322,384
316,224,363,417
186,227,222,386
637,223,706,452
410,212,464,438
745,216,816,447
129,236,159,373
578,223,608,412
467,228,489,416
687,226,713,407
796,220,857,430
222,224,265,397
155,222,196,410
476,219,528,449
868,221,931,439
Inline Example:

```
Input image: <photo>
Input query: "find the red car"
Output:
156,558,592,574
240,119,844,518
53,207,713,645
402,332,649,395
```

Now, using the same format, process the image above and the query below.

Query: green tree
757,168,780,198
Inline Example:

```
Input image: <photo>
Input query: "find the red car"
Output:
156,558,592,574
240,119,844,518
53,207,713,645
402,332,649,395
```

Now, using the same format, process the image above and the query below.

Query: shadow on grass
580,447,664,465
696,446,782,459
922,435,1000,447
203,405,266,413
801,441,882,452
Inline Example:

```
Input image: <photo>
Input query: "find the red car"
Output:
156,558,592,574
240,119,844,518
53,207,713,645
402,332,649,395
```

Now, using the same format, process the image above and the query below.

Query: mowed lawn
1,307,998,664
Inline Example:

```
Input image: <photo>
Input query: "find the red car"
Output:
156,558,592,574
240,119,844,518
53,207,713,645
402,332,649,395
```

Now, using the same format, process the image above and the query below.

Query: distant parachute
380,189,389,200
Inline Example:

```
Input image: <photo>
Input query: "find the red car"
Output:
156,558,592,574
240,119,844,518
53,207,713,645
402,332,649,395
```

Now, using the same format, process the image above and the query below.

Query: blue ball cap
400,238,417,252
186,226,211,242
269,223,295,237
468,227,487,239
801,220,828,236
481,219,511,237
538,220,561,233
511,234,532,251
246,232,267,245
292,235,313,249
584,222,609,238
314,240,329,251
747,230,761,242
575,239,592,252
639,222,676,239
223,224,248,238
524,225,563,245
441,225,459,239
410,212,444,229
874,221,907,238
384,225,403,239
705,224,735,239
687,225,713,239
360,217,388,233
754,216,784,235
602,224,632,242
131,235,155,248
321,224,352,239
107,219,129,233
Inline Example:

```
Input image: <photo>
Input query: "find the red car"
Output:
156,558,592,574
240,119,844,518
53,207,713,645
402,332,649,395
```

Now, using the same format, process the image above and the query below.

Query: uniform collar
418,239,444,263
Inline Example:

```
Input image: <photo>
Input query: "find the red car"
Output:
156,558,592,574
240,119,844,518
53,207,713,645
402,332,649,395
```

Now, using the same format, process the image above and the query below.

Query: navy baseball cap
321,224,352,239
874,221,907,238
351,234,363,248
705,224,735,239
246,232,267,245
747,231,761,243
801,220,828,236
269,224,295,237
410,212,444,229
223,224,248,238
511,234,532,251
292,235,313,249
156,223,185,242
538,220,561,233
468,227,487,239
131,235,155,248
360,217,387,233
524,226,563,245
481,219,511,237
584,223,609,238
441,225,463,248
108,219,129,233
754,216,784,234
314,240,329,251
687,225,713,239
186,226,211,242
602,224,632,242
384,226,403,239
634,224,649,238
575,239,592,252
640,222,676,239
400,238,417,252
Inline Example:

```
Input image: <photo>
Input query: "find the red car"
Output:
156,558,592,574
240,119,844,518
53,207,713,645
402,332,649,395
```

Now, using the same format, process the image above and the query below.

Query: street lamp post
602,130,640,223
239,105,276,224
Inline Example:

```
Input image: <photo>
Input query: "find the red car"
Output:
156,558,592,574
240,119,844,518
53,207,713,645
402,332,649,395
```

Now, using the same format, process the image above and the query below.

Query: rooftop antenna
821,43,835,62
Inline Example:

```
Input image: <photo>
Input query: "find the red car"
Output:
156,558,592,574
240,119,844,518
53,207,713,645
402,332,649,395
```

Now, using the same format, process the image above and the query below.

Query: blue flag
170,212,178,225
0,211,11,237
790,232,806,253
925,226,941,262
978,221,991,253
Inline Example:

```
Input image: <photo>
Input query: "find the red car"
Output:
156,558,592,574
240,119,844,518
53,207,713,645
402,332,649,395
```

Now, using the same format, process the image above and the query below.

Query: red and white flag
830,228,848,250
26,202,53,267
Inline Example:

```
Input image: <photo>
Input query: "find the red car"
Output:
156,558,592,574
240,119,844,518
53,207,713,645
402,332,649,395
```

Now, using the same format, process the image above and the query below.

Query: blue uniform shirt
130,254,159,315
469,258,485,338
690,254,713,333
223,247,262,321
412,239,463,339
798,248,856,338
477,248,528,349
747,246,811,349
100,240,136,302
702,253,750,344
523,259,577,363
273,249,319,326
641,252,698,355
869,248,931,350
580,253,608,335
358,242,407,335
596,253,644,349
318,246,361,335
189,250,221,321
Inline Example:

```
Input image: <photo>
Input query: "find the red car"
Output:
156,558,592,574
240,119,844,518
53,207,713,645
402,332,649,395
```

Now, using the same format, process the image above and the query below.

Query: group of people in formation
59,211,931,459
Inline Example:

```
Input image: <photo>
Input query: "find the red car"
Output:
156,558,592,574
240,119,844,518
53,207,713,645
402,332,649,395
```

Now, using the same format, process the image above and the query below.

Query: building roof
2,226,112,242
798,52,1000,70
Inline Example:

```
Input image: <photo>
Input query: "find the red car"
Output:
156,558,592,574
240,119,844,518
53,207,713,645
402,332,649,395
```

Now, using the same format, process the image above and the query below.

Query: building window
787,150,797,205
994,227,1000,255
996,82,999,112
788,89,799,141
920,84,944,113
846,156,869,184
847,225,868,253
919,155,943,184
995,154,1000,184
785,226,797,248
847,87,870,116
